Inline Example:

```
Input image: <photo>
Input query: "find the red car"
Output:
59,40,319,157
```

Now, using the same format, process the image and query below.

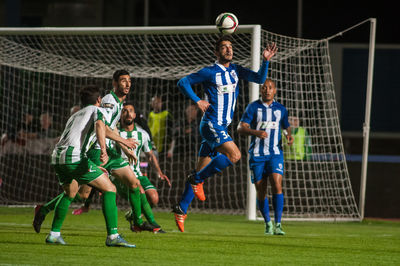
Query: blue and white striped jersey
178,61,269,127
240,99,289,158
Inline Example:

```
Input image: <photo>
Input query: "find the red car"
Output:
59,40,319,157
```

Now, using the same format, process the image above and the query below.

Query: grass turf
0,207,399,265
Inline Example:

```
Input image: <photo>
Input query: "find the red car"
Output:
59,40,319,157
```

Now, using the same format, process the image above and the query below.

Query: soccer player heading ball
172,35,278,232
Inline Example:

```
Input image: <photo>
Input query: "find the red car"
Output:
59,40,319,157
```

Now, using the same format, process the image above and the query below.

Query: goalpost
0,25,361,221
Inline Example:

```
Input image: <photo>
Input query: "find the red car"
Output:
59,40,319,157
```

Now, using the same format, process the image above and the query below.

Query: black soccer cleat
33,205,46,233
131,221,156,233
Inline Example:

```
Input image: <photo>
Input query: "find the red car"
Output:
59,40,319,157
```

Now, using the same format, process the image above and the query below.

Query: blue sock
179,181,194,214
195,154,233,182
257,197,271,223
272,193,284,223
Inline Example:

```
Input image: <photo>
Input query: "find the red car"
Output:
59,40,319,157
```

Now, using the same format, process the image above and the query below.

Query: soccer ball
215,12,239,35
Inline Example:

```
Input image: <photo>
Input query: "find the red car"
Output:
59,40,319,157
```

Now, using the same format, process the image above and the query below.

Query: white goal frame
0,24,368,222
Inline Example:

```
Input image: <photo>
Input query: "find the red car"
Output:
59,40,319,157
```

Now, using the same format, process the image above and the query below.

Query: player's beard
219,53,233,65
122,118,134,126
117,85,130,96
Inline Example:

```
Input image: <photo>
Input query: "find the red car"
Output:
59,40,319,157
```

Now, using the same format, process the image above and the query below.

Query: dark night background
1,0,399,44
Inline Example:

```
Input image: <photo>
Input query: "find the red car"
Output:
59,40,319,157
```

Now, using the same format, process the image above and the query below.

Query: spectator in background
1,109,39,154
37,112,59,139
167,103,201,158
147,95,173,155
17,110,39,142
283,115,312,161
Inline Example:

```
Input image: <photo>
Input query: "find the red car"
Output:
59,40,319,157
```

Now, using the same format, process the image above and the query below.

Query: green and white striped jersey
115,125,152,176
51,105,107,164
94,91,123,149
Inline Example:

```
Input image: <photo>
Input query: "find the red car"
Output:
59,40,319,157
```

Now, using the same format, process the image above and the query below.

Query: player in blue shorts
237,79,294,235
172,35,278,232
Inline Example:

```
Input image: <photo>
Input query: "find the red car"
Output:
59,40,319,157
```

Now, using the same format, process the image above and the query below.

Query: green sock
41,193,64,215
51,193,74,232
128,187,143,225
101,191,118,235
140,193,157,226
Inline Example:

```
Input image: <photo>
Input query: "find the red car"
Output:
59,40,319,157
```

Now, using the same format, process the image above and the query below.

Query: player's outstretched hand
262,42,278,61
159,173,171,187
197,100,210,113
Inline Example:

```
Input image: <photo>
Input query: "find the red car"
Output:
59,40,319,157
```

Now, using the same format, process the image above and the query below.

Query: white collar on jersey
215,61,231,71
261,99,276,108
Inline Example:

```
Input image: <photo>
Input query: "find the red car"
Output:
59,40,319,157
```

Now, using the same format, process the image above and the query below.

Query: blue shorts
249,154,284,183
199,120,232,151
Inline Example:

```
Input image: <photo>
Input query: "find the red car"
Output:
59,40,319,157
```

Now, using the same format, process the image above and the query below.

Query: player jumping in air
238,79,293,235
172,35,277,232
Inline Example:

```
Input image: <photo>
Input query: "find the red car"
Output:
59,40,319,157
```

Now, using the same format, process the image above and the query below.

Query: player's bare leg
72,184,93,215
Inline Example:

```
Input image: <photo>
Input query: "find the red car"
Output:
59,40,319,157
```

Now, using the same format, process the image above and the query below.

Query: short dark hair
112,69,130,82
80,85,101,106
123,101,134,108
215,35,233,52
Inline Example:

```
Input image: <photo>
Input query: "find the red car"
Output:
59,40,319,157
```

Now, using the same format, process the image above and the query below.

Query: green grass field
1,207,399,265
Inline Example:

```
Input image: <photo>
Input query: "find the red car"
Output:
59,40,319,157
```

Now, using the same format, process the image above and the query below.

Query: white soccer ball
215,12,239,35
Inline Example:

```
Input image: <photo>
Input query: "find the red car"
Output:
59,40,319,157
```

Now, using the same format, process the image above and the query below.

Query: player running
172,35,277,232
237,79,293,235
44,85,135,247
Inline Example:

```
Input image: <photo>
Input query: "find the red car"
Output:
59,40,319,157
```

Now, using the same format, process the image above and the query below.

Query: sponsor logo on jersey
259,121,278,130
217,84,235,94
102,103,114,109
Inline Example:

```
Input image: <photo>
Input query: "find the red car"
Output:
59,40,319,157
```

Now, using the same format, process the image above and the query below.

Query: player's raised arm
236,43,278,84
262,42,278,61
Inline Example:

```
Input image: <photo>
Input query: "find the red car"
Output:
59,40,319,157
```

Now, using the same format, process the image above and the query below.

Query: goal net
0,26,360,220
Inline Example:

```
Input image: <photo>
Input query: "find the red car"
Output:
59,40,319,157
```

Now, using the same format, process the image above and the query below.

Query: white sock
50,231,60,237
108,233,119,240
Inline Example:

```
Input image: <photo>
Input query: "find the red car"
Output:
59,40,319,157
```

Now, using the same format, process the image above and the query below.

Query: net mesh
0,27,360,219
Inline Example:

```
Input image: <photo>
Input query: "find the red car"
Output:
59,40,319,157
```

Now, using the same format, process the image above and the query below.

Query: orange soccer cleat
190,182,206,201
187,172,206,201
172,204,187,232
